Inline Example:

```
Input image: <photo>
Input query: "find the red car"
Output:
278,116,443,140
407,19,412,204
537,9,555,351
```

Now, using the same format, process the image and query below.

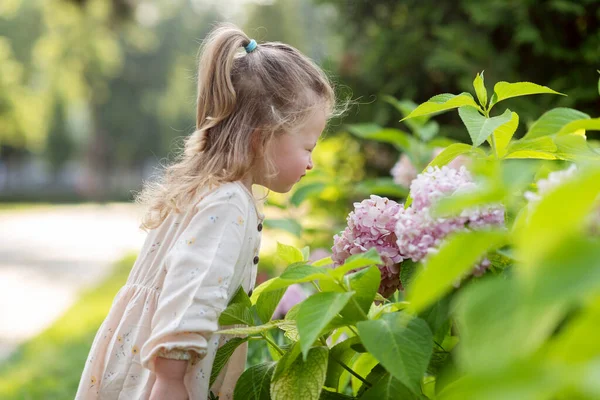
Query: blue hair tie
245,39,257,53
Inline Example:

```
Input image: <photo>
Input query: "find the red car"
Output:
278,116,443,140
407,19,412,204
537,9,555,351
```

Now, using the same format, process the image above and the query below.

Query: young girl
75,23,338,400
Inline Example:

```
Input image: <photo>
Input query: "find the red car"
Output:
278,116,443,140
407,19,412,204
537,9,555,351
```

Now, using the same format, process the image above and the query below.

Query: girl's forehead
294,107,327,138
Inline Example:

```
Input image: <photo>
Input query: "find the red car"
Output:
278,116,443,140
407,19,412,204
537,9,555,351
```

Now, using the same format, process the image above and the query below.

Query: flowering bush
214,75,600,400
332,166,505,297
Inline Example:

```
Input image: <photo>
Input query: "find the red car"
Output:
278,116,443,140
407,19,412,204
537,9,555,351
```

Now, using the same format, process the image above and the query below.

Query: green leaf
490,81,565,107
229,285,252,309
436,358,561,400
432,185,505,218
233,361,276,400
346,123,413,151
554,134,600,161
211,337,249,387
251,278,277,305
256,287,286,324
452,276,565,373
383,96,428,123
319,389,357,400
278,318,299,342
357,313,433,394
504,136,558,159
297,292,355,359
354,178,409,198
273,340,302,381
406,230,508,313
473,71,487,108
301,246,310,261
400,259,419,290
330,248,382,281
219,303,254,326
504,150,558,160
556,117,600,136
426,143,476,169
506,136,557,154
264,218,302,237
270,346,329,400
458,106,513,147
280,264,331,281
312,256,333,267
277,242,305,264
217,320,281,335
491,111,519,158
529,237,600,311
419,296,451,345
339,266,381,323
361,370,423,400
523,108,590,139
548,296,600,363
516,167,600,268
263,268,335,293
357,363,388,397
369,301,410,320
325,336,362,389
401,92,480,121
290,182,327,206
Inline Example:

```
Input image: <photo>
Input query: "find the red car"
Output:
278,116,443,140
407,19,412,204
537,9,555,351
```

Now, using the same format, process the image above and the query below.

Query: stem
330,354,372,388
351,297,369,320
490,133,498,158
348,326,359,336
311,281,322,292
342,277,369,321
261,333,284,356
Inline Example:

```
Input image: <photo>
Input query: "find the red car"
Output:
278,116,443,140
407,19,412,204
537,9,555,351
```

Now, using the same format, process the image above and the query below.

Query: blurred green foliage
318,0,600,140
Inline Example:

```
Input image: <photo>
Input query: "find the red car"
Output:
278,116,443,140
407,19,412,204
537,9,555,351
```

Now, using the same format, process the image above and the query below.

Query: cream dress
75,181,264,400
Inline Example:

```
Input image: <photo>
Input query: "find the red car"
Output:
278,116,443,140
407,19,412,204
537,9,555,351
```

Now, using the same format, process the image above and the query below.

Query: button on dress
75,181,264,400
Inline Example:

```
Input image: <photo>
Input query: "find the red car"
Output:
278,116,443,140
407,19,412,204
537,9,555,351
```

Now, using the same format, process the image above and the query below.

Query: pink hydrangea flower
524,164,579,203
396,166,505,273
390,148,469,187
410,165,476,210
272,284,306,320
332,195,404,297
525,164,600,232
390,153,418,187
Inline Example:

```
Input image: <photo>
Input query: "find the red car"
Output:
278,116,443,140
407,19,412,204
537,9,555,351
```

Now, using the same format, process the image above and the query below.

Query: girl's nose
307,156,313,170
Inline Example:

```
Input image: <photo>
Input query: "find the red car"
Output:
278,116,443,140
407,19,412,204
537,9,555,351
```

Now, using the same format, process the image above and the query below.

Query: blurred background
0,0,599,397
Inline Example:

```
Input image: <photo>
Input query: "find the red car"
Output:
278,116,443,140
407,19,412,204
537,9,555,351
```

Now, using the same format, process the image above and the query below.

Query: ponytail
195,24,252,144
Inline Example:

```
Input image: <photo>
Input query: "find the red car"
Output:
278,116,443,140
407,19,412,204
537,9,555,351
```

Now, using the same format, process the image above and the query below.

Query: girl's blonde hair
136,23,340,230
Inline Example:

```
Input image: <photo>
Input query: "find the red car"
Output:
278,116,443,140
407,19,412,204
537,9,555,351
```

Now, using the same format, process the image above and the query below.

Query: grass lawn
0,254,136,400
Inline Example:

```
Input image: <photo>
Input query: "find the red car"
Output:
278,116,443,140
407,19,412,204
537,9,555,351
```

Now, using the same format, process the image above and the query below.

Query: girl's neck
239,174,254,193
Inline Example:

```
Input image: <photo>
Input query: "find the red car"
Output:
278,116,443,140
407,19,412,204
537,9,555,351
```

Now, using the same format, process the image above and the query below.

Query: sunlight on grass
0,254,135,400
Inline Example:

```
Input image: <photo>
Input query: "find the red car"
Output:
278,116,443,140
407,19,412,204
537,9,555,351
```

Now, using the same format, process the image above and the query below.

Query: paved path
0,203,146,362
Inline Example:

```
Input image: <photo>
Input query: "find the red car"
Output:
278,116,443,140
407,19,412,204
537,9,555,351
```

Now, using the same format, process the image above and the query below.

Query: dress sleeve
140,194,248,372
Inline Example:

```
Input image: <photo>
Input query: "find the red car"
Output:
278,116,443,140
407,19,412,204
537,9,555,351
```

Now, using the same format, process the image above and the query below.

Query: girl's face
260,107,326,193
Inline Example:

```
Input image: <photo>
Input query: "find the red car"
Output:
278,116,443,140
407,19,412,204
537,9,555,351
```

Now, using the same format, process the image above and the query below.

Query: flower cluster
525,164,600,232
332,195,404,297
524,164,578,203
332,166,505,298
390,148,468,187
396,166,504,264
